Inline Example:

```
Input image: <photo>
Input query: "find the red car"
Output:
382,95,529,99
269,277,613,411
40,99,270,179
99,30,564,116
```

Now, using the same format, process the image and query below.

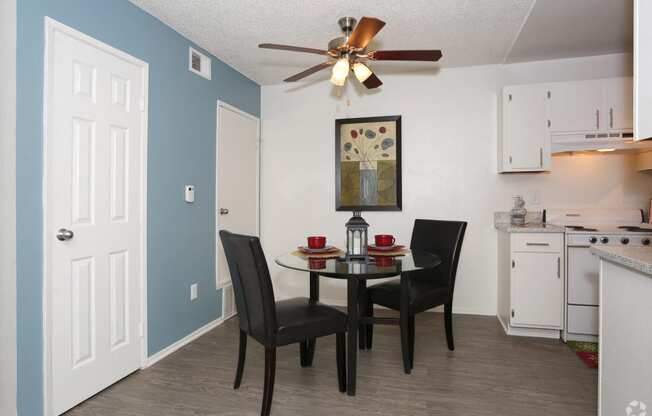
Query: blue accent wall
16,1,259,414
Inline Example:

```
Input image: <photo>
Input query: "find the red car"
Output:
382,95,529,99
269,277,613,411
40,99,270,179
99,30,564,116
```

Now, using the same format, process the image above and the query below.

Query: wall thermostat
185,185,195,203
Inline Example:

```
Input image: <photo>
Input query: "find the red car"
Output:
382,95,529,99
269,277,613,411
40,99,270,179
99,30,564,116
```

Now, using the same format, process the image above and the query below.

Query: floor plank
65,312,597,416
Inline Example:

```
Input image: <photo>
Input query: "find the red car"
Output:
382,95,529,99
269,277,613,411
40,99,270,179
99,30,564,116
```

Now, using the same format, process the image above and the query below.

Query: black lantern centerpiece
345,211,369,260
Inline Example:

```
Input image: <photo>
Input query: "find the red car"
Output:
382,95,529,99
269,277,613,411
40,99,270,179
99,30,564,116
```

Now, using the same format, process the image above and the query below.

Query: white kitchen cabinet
511,251,563,328
604,77,633,131
635,0,652,141
548,80,604,133
499,85,550,172
497,231,564,338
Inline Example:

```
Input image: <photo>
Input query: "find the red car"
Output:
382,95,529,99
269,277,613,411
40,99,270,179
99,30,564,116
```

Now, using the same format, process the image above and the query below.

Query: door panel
216,105,259,289
503,85,549,171
605,77,633,131
549,80,604,133
47,21,146,415
567,246,599,305
511,252,563,329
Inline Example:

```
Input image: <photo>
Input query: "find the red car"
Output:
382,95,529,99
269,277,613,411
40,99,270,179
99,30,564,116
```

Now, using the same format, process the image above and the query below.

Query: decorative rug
567,341,599,369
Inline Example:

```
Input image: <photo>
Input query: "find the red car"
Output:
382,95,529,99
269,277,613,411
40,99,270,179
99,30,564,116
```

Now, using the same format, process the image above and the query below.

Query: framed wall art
335,115,402,211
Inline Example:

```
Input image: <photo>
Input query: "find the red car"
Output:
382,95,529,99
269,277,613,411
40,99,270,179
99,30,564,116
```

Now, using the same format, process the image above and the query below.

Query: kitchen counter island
591,246,652,416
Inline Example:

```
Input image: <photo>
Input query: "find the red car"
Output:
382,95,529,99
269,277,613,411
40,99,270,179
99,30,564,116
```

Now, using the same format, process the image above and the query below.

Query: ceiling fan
259,16,442,89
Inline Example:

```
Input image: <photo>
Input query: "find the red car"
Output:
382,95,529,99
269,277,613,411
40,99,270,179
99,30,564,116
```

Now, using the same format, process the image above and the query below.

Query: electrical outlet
190,284,198,301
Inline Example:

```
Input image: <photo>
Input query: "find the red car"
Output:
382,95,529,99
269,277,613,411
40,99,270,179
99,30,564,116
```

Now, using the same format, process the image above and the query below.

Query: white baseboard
145,318,222,367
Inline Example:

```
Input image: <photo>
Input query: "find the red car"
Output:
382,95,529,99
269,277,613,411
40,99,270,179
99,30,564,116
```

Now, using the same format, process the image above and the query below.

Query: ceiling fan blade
347,17,386,49
363,72,383,89
370,50,442,62
259,43,328,56
284,61,334,82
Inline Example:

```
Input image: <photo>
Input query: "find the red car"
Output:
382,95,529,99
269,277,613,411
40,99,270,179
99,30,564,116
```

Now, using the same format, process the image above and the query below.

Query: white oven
544,209,651,342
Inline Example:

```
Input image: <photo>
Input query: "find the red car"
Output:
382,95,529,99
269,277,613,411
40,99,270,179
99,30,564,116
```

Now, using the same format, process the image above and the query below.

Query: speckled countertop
495,222,566,233
591,246,652,276
494,211,565,233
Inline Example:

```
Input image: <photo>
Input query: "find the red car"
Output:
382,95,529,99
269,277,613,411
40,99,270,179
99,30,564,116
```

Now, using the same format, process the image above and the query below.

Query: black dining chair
363,219,467,374
219,230,347,416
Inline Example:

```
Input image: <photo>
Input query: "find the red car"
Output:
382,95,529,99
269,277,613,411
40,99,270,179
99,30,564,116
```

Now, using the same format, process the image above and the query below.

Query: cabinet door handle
596,109,600,130
539,148,543,168
526,242,550,246
557,257,561,279
609,108,613,129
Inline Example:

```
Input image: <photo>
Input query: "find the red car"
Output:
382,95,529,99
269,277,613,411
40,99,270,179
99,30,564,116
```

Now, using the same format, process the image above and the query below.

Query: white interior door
45,19,147,415
216,103,259,294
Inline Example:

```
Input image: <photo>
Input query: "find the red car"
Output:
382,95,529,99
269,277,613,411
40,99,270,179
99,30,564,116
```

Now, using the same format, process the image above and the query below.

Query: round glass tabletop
275,250,441,279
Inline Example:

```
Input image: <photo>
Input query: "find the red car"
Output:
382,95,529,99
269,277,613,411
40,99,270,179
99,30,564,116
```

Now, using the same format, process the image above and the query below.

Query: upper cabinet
499,77,638,173
635,0,652,141
499,84,550,173
548,80,604,133
548,78,632,134
605,78,634,131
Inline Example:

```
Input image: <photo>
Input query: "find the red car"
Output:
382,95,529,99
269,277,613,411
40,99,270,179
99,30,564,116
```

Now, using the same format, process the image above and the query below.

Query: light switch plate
190,283,198,301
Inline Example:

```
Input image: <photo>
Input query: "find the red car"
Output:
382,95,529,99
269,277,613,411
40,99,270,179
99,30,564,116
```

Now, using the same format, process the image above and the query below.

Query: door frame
42,18,149,416
215,101,260,309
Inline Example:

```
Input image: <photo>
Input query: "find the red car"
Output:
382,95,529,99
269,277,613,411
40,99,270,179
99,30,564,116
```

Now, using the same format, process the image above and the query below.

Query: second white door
216,103,259,294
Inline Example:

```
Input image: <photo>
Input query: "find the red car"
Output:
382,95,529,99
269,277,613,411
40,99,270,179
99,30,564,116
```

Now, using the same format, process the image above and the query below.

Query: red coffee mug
375,234,396,247
307,236,326,249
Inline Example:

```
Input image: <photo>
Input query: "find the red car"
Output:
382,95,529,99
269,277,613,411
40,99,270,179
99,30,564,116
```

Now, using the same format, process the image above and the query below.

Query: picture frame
335,115,402,211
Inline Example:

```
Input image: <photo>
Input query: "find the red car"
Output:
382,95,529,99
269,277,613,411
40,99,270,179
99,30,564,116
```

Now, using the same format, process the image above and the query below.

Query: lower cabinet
497,231,564,338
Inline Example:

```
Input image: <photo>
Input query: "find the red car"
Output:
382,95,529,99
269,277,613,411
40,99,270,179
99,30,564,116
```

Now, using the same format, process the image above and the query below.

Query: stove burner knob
621,237,630,245
600,237,609,244
589,237,598,244
643,238,651,246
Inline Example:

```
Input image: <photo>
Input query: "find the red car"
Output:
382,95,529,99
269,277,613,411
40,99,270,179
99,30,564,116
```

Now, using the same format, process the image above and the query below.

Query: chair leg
444,302,455,351
400,311,411,375
336,332,346,393
261,346,276,416
299,340,309,367
408,315,415,370
366,298,374,350
234,330,247,389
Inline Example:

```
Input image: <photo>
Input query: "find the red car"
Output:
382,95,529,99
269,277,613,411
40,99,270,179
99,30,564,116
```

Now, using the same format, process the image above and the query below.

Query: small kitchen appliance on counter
544,208,652,342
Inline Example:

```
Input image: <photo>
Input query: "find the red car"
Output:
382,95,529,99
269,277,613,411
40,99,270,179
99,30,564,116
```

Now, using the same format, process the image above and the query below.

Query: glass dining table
275,250,441,396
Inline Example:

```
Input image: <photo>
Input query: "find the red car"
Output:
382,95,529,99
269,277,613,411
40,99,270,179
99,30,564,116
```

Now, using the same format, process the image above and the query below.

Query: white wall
260,53,652,316
0,0,17,414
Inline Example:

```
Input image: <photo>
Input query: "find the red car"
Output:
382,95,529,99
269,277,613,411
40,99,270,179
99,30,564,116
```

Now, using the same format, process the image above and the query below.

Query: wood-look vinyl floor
66,313,597,416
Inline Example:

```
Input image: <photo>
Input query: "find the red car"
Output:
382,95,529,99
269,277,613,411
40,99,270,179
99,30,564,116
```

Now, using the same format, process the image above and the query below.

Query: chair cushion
275,298,348,346
367,271,451,314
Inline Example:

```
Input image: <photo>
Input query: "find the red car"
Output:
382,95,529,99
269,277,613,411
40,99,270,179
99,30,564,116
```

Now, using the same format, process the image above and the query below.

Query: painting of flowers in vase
335,115,402,211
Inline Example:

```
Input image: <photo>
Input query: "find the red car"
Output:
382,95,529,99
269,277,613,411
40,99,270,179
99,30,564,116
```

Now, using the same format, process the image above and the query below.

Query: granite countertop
591,246,652,276
494,211,564,234
494,222,566,233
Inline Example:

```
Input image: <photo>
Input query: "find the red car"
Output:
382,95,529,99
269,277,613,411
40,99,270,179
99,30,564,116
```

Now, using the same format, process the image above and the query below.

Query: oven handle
526,242,550,246
567,245,590,248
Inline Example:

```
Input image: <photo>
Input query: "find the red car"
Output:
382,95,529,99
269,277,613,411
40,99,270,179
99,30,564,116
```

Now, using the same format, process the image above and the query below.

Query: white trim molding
145,318,221,367
0,0,17,415
42,17,149,416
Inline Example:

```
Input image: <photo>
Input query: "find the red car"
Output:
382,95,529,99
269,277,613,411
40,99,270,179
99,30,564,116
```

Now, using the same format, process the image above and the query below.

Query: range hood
552,131,652,153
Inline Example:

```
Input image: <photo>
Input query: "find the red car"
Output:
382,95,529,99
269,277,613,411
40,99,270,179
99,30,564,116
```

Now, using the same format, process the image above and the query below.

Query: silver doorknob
219,208,229,215
56,228,74,241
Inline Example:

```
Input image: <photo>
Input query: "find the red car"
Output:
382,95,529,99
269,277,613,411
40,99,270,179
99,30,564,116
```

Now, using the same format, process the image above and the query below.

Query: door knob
219,208,229,215
56,228,74,241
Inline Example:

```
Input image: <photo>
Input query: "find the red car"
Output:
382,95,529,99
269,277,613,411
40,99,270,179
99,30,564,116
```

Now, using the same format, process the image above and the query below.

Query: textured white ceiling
130,0,535,84
129,0,633,85
506,0,633,63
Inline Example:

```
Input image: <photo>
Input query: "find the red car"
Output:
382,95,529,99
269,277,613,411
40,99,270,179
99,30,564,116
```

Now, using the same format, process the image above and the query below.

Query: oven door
567,245,599,305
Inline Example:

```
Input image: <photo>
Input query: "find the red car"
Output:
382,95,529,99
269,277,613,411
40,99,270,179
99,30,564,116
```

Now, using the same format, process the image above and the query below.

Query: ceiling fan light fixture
330,57,350,86
352,62,372,83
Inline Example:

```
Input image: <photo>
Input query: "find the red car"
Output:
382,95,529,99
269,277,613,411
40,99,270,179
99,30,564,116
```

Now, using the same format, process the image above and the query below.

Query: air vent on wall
189,47,211,80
